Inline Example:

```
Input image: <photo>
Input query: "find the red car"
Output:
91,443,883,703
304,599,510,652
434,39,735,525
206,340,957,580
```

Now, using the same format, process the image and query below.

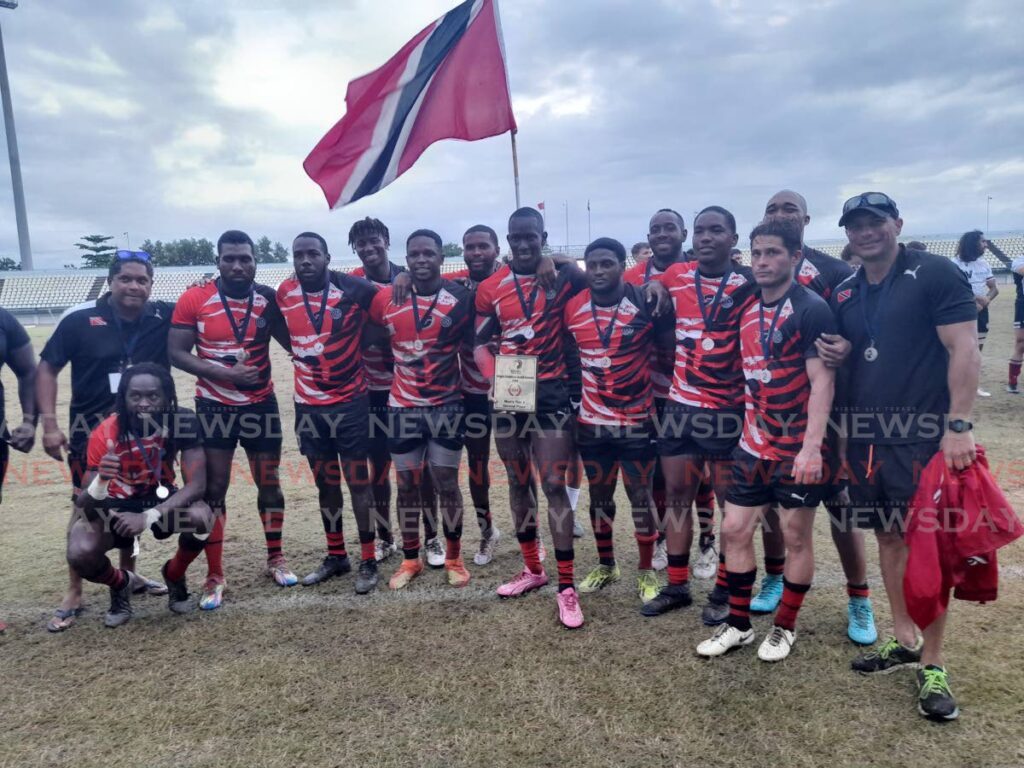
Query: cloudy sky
0,0,1021,269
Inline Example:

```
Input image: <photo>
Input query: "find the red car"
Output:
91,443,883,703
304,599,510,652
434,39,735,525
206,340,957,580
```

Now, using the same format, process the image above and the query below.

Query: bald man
755,189,878,646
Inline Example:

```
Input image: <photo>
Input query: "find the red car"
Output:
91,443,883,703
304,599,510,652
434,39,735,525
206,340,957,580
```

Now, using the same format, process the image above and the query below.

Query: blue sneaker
847,596,878,645
749,574,783,613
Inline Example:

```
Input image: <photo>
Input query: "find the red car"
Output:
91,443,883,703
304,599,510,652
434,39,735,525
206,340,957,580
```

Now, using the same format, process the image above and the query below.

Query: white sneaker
696,623,755,657
693,540,718,580
977,387,991,398
758,625,796,662
651,539,668,571
374,538,397,563
573,517,585,538
474,527,501,566
425,537,446,568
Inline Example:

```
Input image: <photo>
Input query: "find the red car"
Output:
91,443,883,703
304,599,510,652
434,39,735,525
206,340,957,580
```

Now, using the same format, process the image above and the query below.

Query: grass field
1,296,1023,768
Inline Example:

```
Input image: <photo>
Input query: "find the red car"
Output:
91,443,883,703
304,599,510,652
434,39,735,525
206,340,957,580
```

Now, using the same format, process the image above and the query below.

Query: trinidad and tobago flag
304,0,517,209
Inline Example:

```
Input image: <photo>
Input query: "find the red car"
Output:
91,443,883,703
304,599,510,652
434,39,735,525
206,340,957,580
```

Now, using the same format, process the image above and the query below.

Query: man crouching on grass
67,363,213,627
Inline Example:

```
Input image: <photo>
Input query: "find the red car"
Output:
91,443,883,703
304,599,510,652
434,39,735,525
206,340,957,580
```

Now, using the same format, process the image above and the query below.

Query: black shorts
577,421,656,485
386,404,465,456
726,448,832,510
368,389,390,456
1014,298,1024,330
196,396,282,454
0,440,8,498
493,379,574,437
295,397,370,460
462,392,493,442
91,491,182,549
845,441,940,531
656,401,743,460
977,306,989,335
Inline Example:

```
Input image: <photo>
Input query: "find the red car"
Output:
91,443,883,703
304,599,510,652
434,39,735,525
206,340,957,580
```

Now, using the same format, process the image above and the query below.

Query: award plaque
492,355,538,413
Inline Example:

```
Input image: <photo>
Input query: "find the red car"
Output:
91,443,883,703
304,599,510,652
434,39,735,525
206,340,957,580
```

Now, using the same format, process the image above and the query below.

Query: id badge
109,372,122,393
492,355,538,413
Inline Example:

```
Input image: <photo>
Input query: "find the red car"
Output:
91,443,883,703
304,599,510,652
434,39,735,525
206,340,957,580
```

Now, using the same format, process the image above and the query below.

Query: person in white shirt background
953,230,999,397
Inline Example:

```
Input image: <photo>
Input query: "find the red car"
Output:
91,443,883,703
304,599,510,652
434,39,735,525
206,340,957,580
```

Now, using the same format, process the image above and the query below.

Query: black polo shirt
0,307,31,434
831,245,976,444
40,294,174,447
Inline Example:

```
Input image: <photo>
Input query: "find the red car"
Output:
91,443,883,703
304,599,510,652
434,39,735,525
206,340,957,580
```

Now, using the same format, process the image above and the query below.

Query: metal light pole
986,196,992,232
0,1,32,270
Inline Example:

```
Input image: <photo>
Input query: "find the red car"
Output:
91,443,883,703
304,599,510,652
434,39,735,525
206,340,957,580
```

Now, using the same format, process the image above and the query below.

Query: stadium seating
0,234,1019,316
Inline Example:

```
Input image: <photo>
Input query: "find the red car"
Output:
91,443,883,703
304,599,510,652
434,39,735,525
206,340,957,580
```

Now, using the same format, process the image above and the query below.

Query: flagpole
510,131,521,208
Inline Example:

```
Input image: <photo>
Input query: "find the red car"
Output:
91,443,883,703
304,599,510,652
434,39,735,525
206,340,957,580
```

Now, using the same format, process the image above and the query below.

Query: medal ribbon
302,281,331,335
694,268,732,332
758,282,797,360
591,296,624,349
410,289,442,344
130,432,163,491
857,266,897,348
217,281,255,345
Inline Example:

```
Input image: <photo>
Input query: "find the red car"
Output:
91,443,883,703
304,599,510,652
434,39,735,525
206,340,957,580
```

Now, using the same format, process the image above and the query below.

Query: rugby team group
0,188,1007,722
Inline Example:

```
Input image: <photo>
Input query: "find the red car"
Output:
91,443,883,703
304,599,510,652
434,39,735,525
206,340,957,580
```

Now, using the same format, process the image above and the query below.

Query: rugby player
169,230,296,610
368,229,473,589
278,232,380,593
66,364,213,626
696,220,836,660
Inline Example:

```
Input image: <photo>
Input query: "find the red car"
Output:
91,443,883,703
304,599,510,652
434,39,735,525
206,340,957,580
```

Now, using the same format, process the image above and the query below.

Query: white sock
567,486,581,512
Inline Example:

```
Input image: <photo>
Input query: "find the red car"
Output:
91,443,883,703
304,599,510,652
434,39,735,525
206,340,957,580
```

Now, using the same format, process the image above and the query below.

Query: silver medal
313,341,325,355
156,485,170,500
701,337,714,351
413,339,424,352
522,327,535,340
864,345,879,362
761,369,772,383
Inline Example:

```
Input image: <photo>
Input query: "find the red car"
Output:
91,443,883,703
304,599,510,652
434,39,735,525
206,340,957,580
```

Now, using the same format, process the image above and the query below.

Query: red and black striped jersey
276,272,377,406
796,246,854,301
624,258,680,399
564,283,670,426
368,281,472,408
738,285,836,460
171,280,280,406
660,262,758,409
474,263,587,382
86,409,202,499
351,263,405,392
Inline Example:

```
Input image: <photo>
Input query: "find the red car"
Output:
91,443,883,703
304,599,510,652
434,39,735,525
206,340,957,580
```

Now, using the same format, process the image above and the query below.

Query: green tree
255,236,273,262
0,257,21,271
75,234,117,269
271,241,289,262
442,242,463,260
138,238,215,267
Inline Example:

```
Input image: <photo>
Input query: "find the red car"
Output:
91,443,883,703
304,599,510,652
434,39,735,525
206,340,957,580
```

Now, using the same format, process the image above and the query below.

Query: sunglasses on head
842,192,898,215
115,249,152,261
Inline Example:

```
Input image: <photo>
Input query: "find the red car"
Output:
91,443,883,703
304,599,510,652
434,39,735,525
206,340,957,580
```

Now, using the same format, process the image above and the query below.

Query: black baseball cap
838,192,900,227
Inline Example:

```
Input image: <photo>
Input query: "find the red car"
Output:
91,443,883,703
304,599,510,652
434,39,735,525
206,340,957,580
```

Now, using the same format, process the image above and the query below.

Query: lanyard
302,281,331,335
217,281,255,344
694,268,732,332
758,283,796,360
110,312,142,366
858,267,897,344
511,269,540,321
590,295,624,349
130,432,163,489
410,289,442,339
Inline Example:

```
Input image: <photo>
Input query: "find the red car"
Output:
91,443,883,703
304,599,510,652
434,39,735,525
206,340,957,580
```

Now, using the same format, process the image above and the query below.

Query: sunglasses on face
115,249,152,261
842,192,898,216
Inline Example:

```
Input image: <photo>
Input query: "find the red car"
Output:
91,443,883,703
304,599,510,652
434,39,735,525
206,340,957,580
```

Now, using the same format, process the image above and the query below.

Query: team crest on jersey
436,289,458,307
837,288,852,303
89,316,107,326
778,298,795,322
720,294,734,308
441,316,452,328
799,260,820,279
619,298,639,316
546,289,556,299
330,307,343,319
256,316,267,328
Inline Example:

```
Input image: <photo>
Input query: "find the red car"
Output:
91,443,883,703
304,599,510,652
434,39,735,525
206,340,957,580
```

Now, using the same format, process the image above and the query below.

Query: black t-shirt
831,246,976,444
797,246,855,300
0,307,30,432
40,294,174,446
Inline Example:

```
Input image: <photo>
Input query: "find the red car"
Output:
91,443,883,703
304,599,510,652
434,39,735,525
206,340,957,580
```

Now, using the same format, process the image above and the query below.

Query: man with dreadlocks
348,217,444,568
67,363,213,627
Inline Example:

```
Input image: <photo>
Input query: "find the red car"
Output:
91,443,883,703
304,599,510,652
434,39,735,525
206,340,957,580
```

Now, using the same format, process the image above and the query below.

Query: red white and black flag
304,0,517,209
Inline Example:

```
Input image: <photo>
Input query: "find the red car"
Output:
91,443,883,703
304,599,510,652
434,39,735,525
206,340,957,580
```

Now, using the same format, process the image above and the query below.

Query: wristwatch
948,419,973,433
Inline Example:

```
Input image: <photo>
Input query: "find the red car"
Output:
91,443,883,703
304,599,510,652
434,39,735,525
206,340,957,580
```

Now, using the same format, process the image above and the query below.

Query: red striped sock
445,536,462,560
166,542,204,582
765,556,786,576
594,517,615,566
725,569,757,631
205,512,226,580
667,553,690,586
1010,359,1022,388
635,532,658,570
715,554,728,590
518,535,543,574
775,579,811,631
401,534,420,560
846,582,870,599
95,560,127,590
360,540,376,562
555,548,574,591
260,507,284,560
326,532,348,559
